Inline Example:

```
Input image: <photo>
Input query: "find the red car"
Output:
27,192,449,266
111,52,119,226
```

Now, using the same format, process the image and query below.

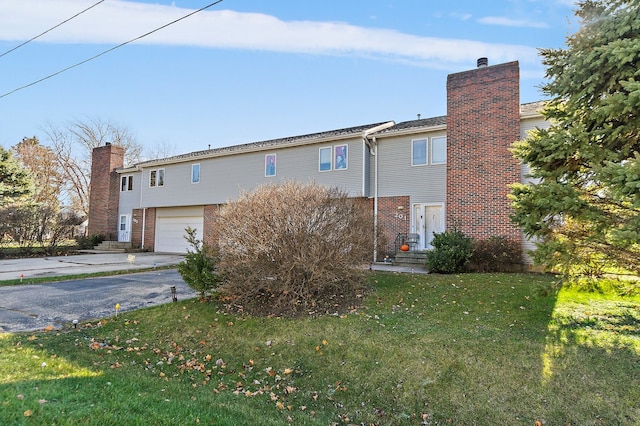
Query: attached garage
155,206,204,253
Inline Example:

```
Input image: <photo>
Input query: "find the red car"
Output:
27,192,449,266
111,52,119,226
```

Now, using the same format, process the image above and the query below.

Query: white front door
412,204,445,249
118,214,131,242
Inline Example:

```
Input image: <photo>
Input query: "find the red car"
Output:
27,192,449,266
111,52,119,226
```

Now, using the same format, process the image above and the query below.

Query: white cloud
0,0,540,68
451,12,473,21
478,16,549,29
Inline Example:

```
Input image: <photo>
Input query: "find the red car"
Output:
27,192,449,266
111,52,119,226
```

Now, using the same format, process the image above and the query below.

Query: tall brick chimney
446,60,522,243
87,143,124,240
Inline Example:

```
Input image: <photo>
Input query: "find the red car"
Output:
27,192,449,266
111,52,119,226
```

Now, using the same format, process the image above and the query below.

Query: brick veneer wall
446,61,522,243
375,195,410,258
131,209,143,249
88,144,124,239
130,208,156,251
142,208,156,251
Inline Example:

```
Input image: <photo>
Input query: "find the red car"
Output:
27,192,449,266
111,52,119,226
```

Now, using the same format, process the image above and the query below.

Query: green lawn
1,272,638,425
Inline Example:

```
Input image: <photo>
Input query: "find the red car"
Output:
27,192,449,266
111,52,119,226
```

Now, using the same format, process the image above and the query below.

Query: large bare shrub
216,181,373,316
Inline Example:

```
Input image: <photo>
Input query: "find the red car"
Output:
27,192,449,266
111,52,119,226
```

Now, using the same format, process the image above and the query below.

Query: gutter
362,121,395,263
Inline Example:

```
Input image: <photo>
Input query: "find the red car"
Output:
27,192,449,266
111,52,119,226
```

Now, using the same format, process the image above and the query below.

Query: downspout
362,121,395,264
141,208,146,250
373,136,379,264
139,171,146,250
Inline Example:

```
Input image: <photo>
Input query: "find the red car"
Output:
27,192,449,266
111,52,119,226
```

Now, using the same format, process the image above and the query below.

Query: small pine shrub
469,236,523,272
426,229,473,273
75,234,105,249
177,227,220,297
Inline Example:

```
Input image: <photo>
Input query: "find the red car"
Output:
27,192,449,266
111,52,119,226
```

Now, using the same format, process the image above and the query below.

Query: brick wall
131,208,143,249
130,207,156,251
375,195,410,258
446,61,522,243
88,144,124,239
143,208,156,251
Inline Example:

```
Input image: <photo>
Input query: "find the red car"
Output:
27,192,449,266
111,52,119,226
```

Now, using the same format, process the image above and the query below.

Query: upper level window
121,175,133,192
431,137,447,164
150,169,164,188
319,147,332,172
191,164,200,184
412,139,427,166
265,154,276,177
412,137,446,165
335,145,348,170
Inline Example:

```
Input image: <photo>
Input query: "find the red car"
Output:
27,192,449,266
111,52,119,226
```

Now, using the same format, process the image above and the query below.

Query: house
87,59,548,262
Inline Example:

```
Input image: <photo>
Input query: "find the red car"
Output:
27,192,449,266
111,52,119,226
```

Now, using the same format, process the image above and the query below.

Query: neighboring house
87,59,548,262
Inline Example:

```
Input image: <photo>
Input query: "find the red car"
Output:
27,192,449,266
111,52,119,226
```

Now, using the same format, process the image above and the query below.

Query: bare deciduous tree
216,181,374,317
43,118,143,216
143,141,178,161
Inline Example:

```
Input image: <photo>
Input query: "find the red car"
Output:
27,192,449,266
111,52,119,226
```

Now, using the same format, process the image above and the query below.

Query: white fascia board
376,124,447,139
117,166,139,174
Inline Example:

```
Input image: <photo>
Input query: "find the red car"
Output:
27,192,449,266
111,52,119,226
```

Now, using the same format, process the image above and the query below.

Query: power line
0,0,225,100
0,0,106,59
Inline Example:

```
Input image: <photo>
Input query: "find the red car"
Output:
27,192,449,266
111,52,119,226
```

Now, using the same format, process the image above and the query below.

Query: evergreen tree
177,227,220,298
0,146,32,206
510,0,640,276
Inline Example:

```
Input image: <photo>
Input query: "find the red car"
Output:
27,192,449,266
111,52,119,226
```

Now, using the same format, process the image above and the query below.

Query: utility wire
0,0,225,100
0,0,106,59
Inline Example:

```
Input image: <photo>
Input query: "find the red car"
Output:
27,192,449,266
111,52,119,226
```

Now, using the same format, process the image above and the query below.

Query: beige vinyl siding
519,117,549,263
139,138,366,208
118,174,142,218
520,116,549,140
363,142,371,196
373,133,447,203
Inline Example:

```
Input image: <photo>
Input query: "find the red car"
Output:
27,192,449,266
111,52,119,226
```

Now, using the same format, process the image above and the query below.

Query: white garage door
155,207,204,253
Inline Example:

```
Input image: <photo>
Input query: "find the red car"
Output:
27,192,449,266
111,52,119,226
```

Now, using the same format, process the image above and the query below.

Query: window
412,139,427,166
191,164,200,184
431,137,447,164
120,175,133,192
319,147,332,171
334,145,348,170
150,169,165,187
265,154,276,177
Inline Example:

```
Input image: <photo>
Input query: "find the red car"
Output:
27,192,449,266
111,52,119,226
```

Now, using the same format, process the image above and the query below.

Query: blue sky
0,0,578,157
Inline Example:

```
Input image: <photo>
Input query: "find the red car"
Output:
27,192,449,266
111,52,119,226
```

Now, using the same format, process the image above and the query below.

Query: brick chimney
87,143,124,240
446,60,522,243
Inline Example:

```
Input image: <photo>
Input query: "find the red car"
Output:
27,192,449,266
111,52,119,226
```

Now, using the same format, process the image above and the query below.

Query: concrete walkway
369,263,429,274
0,252,184,282
0,253,428,282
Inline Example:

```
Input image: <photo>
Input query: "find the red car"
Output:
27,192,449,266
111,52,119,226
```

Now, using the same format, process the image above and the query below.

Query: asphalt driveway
0,269,196,333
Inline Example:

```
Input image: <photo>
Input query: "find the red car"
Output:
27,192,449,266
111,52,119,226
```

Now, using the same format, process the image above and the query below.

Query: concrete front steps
393,250,428,267
93,241,132,252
